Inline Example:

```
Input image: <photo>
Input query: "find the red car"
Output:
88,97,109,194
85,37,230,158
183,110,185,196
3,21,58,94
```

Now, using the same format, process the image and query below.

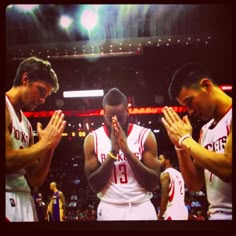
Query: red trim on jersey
198,128,203,143
211,106,232,129
226,124,230,135
127,123,134,136
103,124,110,138
6,94,23,123
5,95,13,130
209,173,213,182
92,131,98,157
19,110,23,122
29,123,33,141
169,179,175,202
138,127,149,154
200,106,232,137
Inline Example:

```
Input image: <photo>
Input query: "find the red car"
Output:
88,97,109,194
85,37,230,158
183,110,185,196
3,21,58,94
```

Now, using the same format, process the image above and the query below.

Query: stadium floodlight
80,8,98,31
63,89,104,98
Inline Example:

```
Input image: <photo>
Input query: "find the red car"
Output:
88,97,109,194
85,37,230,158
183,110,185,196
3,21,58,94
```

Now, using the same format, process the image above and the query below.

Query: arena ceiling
5,4,232,111
4,3,232,148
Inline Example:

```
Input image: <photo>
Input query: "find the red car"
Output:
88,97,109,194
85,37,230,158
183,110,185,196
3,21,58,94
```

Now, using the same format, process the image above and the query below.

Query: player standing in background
158,152,188,220
46,182,66,222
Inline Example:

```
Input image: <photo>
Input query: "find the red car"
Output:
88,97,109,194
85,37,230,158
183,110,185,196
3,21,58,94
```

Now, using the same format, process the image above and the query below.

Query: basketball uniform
5,95,38,222
92,123,157,220
161,168,188,220
51,191,61,221
199,107,232,220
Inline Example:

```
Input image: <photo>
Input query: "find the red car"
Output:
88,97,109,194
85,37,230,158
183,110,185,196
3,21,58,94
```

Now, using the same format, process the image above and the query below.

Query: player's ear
199,78,213,92
21,72,29,86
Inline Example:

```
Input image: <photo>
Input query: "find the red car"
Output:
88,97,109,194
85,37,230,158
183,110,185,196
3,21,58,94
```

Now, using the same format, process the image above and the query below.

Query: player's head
102,87,128,108
50,182,57,191
13,56,59,93
159,151,177,171
168,62,217,100
102,88,129,131
12,57,59,110
168,62,218,121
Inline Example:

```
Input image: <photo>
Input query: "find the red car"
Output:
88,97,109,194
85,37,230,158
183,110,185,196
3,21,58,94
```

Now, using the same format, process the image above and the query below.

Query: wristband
178,134,192,147
111,150,119,155
175,145,185,151
108,151,118,160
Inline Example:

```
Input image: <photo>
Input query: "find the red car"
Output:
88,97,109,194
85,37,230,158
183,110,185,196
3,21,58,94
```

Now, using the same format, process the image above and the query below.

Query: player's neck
214,93,232,123
6,87,24,113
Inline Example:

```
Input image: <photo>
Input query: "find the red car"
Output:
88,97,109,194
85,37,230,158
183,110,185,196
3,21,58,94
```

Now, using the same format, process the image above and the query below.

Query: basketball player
158,152,188,220
46,182,66,222
5,57,67,222
32,189,47,222
161,63,232,220
83,88,160,220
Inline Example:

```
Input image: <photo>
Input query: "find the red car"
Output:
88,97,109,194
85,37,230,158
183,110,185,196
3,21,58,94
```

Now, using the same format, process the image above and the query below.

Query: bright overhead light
14,4,39,12
63,89,104,98
80,8,98,31
59,15,73,29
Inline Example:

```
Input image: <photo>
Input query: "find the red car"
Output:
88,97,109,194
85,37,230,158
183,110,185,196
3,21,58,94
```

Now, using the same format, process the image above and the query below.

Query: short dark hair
13,56,59,93
160,151,177,166
102,88,128,108
168,62,216,101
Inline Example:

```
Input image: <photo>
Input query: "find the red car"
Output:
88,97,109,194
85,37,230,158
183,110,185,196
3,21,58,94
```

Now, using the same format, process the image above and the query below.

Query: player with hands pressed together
6,57,66,222
161,106,193,148
161,63,232,220
84,88,160,221
111,115,130,156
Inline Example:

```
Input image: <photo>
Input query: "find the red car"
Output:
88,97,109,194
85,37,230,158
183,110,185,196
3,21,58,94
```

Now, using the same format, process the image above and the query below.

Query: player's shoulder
131,123,150,131
92,125,105,133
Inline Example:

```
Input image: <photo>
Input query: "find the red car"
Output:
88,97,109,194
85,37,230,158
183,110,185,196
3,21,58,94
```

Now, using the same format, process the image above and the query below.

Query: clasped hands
111,116,130,155
37,110,67,150
161,106,192,148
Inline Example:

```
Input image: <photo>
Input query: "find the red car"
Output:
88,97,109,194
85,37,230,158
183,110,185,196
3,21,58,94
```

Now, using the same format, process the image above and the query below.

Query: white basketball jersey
199,107,232,214
93,124,153,204
162,167,188,220
163,168,186,207
5,95,32,193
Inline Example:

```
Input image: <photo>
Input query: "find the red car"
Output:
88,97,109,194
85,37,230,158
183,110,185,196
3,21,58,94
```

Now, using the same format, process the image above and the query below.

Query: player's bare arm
84,133,116,193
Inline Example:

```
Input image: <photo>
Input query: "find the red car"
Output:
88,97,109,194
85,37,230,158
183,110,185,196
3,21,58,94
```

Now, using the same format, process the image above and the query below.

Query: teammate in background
161,62,232,220
5,57,66,222
84,88,160,220
32,190,47,222
46,182,66,222
158,152,188,220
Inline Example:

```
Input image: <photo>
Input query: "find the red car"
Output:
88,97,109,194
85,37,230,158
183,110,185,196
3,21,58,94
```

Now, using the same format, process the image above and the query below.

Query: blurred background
5,4,232,221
